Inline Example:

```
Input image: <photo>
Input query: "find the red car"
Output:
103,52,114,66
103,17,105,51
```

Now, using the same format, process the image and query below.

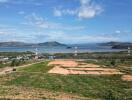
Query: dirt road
0,61,43,75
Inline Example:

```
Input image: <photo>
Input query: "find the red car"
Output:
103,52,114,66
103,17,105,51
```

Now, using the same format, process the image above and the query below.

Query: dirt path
0,61,43,75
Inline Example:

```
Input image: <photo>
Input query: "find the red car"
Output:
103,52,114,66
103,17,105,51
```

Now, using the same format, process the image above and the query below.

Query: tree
110,60,116,66
11,59,16,67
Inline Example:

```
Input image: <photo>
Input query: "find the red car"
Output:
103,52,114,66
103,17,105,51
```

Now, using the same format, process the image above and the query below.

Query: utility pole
35,48,38,59
128,46,130,56
74,46,78,56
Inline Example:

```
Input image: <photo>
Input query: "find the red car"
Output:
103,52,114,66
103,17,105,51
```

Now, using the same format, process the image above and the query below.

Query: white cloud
115,30,121,34
0,31,5,34
34,31,119,44
23,13,61,29
22,13,85,30
78,0,103,19
0,25,120,43
0,25,16,34
53,8,62,17
54,0,103,19
18,11,25,15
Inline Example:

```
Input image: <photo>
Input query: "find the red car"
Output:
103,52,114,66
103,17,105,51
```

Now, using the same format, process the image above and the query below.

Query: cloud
78,0,103,19
22,13,85,30
18,11,25,15
34,31,119,43
0,25,16,34
23,13,61,29
115,30,121,34
53,8,62,17
54,8,77,17
114,30,130,36
0,31,5,34
54,0,103,19
0,24,120,43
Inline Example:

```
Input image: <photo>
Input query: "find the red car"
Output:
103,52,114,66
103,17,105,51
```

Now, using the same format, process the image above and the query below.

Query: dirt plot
48,60,123,75
78,63,101,68
122,75,132,81
48,59,78,67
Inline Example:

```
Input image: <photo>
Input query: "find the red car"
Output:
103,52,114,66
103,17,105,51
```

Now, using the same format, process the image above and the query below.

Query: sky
0,0,132,43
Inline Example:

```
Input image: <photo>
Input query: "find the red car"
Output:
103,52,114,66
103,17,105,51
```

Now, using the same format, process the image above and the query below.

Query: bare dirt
121,75,132,81
48,60,123,75
48,59,78,67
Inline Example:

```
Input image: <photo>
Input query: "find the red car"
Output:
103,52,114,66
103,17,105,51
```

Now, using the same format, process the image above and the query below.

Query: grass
0,61,130,100
18,61,53,73
0,63,10,68
5,73,132,100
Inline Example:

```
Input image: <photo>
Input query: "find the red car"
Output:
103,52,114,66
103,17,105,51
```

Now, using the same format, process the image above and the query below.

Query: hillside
0,41,66,47
99,42,132,49
0,42,32,47
38,41,66,46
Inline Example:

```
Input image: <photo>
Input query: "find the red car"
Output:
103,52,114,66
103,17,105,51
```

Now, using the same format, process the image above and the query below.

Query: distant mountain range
99,42,132,49
0,41,132,49
0,41,66,47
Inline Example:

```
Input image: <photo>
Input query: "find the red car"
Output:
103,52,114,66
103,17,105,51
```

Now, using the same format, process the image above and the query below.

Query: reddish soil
48,60,123,75
122,75,132,81
48,59,78,67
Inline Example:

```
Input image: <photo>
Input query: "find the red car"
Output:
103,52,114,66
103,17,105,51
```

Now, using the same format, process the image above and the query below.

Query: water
0,44,126,53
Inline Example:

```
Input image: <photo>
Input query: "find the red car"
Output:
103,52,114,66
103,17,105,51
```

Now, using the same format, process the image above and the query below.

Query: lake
0,44,126,53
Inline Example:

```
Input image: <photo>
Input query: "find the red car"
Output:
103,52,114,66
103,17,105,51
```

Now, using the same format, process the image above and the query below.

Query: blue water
0,44,126,53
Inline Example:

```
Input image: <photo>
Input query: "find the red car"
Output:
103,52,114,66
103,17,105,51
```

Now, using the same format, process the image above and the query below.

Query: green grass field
0,61,131,100
0,63,10,68
18,61,54,73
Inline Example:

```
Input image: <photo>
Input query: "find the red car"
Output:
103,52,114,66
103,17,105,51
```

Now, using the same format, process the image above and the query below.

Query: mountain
99,41,132,49
112,43,132,49
0,42,32,47
99,42,122,46
0,41,66,47
38,41,66,46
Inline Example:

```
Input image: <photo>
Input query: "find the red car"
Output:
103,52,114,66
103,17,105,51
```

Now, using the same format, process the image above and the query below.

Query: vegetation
0,51,33,57
0,59,40,68
0,63,10,68
53,51,132,59
6,73,132,100
18,61,53,73
0,62,130,100
0,52,132,99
